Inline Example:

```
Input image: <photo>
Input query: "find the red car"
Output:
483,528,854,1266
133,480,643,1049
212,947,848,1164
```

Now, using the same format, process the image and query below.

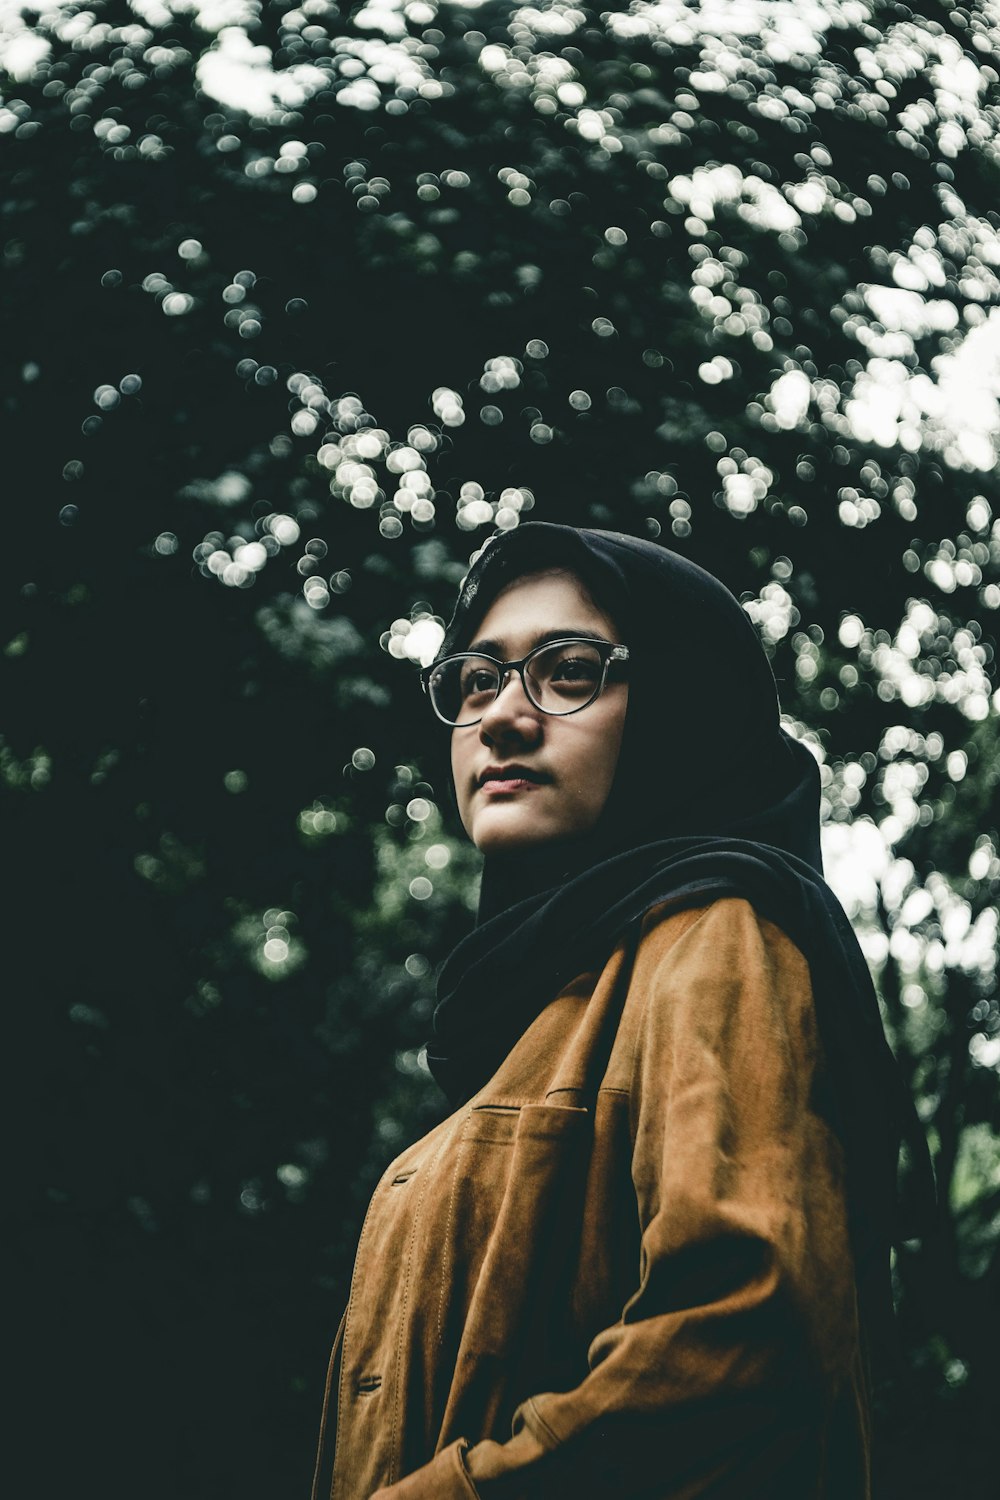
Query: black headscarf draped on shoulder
424,522,933,1350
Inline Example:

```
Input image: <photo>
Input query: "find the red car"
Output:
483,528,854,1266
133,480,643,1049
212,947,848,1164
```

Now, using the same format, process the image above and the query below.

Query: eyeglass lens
430,641,606,725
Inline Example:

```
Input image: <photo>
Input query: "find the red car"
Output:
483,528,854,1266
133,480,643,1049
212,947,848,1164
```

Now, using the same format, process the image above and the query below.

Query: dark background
3,1,997,1495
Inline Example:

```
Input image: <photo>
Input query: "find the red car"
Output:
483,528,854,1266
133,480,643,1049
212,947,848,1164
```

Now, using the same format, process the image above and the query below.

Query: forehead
469,569,619,649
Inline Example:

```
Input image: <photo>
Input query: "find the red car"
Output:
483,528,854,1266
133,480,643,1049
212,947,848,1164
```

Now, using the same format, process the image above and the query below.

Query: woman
313,523,929,1499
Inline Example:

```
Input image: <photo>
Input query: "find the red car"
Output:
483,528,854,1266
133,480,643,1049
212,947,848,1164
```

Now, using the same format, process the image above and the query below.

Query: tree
3,1,997,1494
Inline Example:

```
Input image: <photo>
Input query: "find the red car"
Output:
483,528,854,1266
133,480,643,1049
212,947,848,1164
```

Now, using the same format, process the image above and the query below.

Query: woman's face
451,570,628,854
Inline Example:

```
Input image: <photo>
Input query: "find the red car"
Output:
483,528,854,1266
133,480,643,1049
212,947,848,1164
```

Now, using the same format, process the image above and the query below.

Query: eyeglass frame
420,637,630,727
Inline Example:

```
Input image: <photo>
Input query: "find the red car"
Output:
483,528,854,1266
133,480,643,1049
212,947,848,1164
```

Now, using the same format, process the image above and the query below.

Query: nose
477,669,543,748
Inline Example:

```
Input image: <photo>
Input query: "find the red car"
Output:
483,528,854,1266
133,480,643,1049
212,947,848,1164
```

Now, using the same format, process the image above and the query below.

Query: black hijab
425,523,933,1347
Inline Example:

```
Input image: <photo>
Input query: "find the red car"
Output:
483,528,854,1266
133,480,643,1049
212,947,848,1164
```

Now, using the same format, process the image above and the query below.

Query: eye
530,643,604,701
460,661,499,699
550,655,600,683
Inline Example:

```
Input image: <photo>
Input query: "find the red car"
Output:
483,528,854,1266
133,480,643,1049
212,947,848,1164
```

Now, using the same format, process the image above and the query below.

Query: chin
471,812,562,855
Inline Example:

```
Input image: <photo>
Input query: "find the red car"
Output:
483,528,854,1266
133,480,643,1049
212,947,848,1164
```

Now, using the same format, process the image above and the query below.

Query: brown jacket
315,899,870,1498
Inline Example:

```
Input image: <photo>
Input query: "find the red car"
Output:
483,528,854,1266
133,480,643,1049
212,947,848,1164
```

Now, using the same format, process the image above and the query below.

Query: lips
478,764,549,789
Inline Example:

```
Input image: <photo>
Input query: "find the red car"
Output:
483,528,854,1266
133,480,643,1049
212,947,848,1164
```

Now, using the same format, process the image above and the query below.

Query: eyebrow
464,627,612,658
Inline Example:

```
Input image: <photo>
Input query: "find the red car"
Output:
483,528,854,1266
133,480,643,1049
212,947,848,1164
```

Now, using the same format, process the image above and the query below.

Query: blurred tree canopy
2,0,998,1495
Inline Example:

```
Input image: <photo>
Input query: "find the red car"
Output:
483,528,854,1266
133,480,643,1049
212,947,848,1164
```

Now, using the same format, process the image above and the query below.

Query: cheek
450,734,474,829
450,736,462,794
592,755,619,815
592,695,628,799
562,718,624,826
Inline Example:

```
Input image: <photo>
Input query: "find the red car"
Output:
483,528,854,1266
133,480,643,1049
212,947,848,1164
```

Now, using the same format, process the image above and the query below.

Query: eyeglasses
421,637,629,727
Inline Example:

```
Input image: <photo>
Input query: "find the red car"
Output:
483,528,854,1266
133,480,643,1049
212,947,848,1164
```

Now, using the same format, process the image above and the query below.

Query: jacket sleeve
371,899,866,1499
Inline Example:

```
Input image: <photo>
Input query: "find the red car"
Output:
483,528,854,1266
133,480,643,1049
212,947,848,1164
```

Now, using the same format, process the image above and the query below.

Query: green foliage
3,1,998,1494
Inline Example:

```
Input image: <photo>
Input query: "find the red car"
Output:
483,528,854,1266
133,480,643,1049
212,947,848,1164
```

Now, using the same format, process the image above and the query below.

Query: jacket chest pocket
430,1103,591,1360
336,1102,592,1485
